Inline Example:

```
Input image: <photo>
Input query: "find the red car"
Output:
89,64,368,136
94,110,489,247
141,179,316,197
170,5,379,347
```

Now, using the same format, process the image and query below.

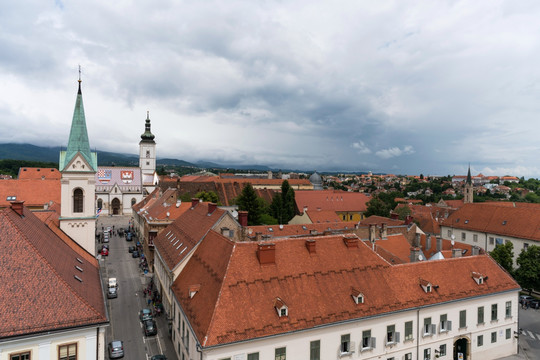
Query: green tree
195,190,220,204
236,183,264,225
364,198,390,217
394,205,412,220
270,180,296,224
489,242,514,275
515,245,540,292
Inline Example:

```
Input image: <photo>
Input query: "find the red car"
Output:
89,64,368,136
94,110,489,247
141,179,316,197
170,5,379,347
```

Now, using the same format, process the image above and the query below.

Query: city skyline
3,1,540,177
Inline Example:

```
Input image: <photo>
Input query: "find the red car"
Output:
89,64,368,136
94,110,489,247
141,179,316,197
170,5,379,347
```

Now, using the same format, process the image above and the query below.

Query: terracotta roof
172,233,519,347
295,190,370,212
246,222,357,239
359,215,405,226
136,188,191,222
153,202,227,270
0,204,107,338
17,167,61,180
133,187,161,213
0,179,60,208
371,233,413,264
306,209,342,223
442,202,540,242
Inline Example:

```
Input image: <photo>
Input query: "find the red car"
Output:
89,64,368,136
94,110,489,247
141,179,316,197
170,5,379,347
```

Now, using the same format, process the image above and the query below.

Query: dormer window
274,297,288,317
419,279,432,293
351,288,364,304
472,272,485,285
189,284,200,298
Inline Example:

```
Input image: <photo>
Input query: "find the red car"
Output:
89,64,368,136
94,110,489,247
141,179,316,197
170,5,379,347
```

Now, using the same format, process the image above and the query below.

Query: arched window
131,198,137,206
146,150,150,158
73,188,83,213
97,199,103,210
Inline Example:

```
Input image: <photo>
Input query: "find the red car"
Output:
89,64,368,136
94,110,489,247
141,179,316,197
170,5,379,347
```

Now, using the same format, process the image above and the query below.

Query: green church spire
59,71,97,171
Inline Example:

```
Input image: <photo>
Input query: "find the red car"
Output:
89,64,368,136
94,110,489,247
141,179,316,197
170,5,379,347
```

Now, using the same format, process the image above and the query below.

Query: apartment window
506,301,512,318
440,314,451,332
219,358,231,360
341,334,352,353
447,229,452,237
491,331,497,343
186,331,189,352
524,243,529,250
73,188,83,213
473,234,478,242
489,237,494,245
424,317,434,336
310,340,320,360
459,310,467,329
275,347,286,360
439,344,447,356
461,232,466,240
478,306,484,324
10,353,30,360
386,324,400,344
478,335,483,346
405,320,413,340
506,328,511,339
248,353,259,360
424,347,431,360
362,330,375,349
491,304,498,321
59,343,77,360
405,353,412,360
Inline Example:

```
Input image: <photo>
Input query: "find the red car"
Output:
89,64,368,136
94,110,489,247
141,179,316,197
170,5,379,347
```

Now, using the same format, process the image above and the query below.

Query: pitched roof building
170,231,519,359
0,202,108,358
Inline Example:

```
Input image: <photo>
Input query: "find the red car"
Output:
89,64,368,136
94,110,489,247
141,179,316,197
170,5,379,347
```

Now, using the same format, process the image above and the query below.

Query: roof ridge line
203,233,238,347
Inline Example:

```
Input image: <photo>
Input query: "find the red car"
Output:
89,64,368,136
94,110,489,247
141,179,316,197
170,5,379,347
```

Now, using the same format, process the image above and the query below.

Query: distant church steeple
464,164,474,204
139,111,157,193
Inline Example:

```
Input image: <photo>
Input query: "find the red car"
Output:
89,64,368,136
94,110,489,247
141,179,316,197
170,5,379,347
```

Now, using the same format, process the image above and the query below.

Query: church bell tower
139,111,157,193
59,72,98,256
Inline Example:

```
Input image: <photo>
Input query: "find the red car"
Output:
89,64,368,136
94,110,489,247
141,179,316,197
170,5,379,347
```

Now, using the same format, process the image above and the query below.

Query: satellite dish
451,240,455,246
248,229,253,235
418,255,424,261
451,234,455,240
166,212,170,217
279,224,284,230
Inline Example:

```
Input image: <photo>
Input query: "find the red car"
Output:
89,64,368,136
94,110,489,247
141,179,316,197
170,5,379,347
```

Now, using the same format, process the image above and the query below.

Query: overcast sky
2,1,540,177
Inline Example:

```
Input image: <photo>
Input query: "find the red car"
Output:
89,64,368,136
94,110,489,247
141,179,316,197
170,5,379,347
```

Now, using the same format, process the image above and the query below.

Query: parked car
151,355,167,360
100,247,109,256
102,244,109,250
108,340,124,359
126,232,133,241
132,250,139,258
144,319,157,336
139,308,153,322
107,286,118,299
529,299,540,309
520,295,534,305
128,246,135,253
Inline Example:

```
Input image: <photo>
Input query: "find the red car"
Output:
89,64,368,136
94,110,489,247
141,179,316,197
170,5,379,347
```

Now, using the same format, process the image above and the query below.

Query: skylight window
74,275,83,282
268,227,273,232
75,266,83,272
302,226,307,230
76,258,83,264
502,221,507,225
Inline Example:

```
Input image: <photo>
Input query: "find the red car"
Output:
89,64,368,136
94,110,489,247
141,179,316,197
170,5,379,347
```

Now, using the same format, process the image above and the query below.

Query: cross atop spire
59,72,97,172
140,111,156,143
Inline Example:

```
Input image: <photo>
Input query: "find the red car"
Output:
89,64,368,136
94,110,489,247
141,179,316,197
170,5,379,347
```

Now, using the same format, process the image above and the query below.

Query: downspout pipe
417,308,420,360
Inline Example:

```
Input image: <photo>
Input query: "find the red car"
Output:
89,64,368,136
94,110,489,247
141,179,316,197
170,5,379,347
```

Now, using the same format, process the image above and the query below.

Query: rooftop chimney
472,246,480,256
191,198,199,208
414,233,421,247
436,236,442,252
257,243,276,264
303,206,308,214
238,211,248,227
452,248,463,258
390,212,399,220
10,201,24,216
305,239,316,254
255,232,263,241
369,224,376,243
426,234,432,250
405,215,413,225
208,202,217,214
380,223,388,240
343,235,359,248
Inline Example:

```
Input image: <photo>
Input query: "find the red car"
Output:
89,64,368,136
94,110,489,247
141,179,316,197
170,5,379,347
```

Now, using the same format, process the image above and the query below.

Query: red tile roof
359,215,405,226
306,209,342,223
442,202,540,242
246,222,357,239
295,190,370,212
173,233,519,347
153,202,228,270
0,179,60,208
370,233,413,264
17,167,61,180
0,204,107,338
